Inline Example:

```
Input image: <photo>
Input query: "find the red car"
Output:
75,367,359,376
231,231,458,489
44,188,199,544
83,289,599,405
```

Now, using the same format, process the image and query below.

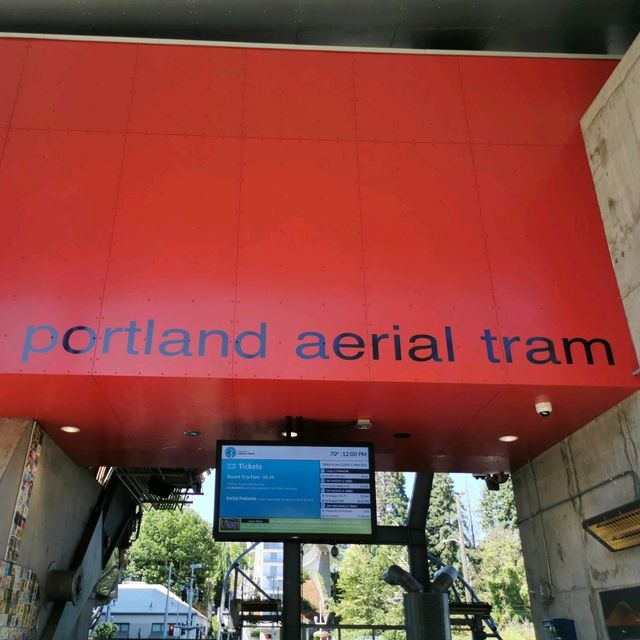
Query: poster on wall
600,586,640,640
0,560,39,639
4,424,43,563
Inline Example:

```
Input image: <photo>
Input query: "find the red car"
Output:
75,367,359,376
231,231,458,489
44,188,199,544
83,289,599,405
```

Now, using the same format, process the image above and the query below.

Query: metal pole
188,563,204,639
404,592,452,640
454,494,472,603
407,471,434,588
188,566,195,638
282,542,301,640
163,562,173,639
465,488,476,549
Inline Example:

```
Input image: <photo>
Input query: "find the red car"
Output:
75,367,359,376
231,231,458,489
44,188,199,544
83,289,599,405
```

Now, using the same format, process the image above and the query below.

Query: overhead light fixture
184,430,201,437
583,499,640,551
60,425,80,433
281,415,302,440
190,469,211,494
499,435,518,442
355,419,373,430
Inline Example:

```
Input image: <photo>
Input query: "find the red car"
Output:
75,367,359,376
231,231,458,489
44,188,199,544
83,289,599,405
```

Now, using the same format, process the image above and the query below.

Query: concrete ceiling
1,0,639,54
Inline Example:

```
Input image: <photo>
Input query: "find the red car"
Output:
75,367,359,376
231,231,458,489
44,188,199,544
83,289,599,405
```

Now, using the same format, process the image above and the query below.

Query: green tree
479,478,518,532
427,474,461,569
93,622,118,639
473,478,530,625
125,508,225,609
334,474,409,629
471,529,530,625
376,472,409,526
334,545,406,626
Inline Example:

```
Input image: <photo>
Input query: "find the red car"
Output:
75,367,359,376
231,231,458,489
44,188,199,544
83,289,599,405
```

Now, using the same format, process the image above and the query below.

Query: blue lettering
235,323,267,359
198,329,230,357
22,325,59,362
159,329,193,357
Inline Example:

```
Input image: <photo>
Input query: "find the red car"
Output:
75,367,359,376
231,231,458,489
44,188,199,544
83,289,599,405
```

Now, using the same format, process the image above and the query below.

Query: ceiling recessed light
393,432,411,439
499,435,519,442
280,430,299,438
60,425,80,433
184,430,201,437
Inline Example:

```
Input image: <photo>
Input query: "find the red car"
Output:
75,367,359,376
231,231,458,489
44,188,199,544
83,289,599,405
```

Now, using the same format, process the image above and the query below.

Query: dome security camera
535,401,552,417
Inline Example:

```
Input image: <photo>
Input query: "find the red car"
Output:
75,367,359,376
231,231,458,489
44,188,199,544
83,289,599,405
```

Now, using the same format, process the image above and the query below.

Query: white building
252,543,283,597
100,582,209,639
250,543,331,608
242,543,332,640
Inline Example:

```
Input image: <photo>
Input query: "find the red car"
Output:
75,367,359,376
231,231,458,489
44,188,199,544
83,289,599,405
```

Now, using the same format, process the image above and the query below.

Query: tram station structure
1,1,640,638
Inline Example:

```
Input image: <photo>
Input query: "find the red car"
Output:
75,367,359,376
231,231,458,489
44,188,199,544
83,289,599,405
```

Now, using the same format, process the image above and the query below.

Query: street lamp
187,563,203,638
163,563,173,639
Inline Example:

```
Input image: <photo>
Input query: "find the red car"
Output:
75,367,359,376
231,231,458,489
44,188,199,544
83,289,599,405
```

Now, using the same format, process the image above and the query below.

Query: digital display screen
213,441,376,541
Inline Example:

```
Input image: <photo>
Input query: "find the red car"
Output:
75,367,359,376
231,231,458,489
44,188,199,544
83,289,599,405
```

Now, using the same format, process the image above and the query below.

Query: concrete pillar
403,593,451,640
512,32,640,640
0,418,103,639
0,419,34,548
582,31,640,362
512,398,640,639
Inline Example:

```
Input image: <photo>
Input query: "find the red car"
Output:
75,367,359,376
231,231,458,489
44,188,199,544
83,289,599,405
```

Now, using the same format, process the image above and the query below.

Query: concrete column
582,31,640,361
512,401,640,639
0,418,103,639
512,32,640,640
0,419,33,547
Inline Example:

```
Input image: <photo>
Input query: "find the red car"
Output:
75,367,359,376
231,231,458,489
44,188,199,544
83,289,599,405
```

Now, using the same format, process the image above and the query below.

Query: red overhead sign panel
0,37,636,471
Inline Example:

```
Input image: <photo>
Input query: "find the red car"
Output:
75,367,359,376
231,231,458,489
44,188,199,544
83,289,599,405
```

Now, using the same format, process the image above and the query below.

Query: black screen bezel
212,440,377,542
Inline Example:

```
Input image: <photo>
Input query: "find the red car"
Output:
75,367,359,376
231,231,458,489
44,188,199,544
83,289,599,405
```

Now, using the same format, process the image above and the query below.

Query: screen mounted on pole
213,441,376,541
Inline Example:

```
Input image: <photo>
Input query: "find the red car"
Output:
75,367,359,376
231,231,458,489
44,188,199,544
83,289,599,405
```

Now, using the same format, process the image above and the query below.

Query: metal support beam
282,542,301,640
407,471,434,589
40,477,137,640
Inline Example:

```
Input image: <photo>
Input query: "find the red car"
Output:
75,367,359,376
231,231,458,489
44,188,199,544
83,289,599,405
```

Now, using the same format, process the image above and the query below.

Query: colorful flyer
0,561,39,639
4,424,43,563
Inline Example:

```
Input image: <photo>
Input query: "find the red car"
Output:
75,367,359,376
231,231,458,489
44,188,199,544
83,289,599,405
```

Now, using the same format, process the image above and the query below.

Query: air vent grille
583,499,640,552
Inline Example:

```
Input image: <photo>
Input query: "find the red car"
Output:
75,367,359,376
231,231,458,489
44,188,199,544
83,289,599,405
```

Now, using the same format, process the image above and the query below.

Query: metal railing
301,624,406,640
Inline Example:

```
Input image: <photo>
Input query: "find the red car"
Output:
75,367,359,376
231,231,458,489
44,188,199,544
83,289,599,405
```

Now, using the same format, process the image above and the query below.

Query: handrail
427,553,503,639
217,543,259,640
300,623,406,640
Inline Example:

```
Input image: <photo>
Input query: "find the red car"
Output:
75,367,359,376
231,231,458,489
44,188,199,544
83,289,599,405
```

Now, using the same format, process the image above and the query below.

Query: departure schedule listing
218,445,373,535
